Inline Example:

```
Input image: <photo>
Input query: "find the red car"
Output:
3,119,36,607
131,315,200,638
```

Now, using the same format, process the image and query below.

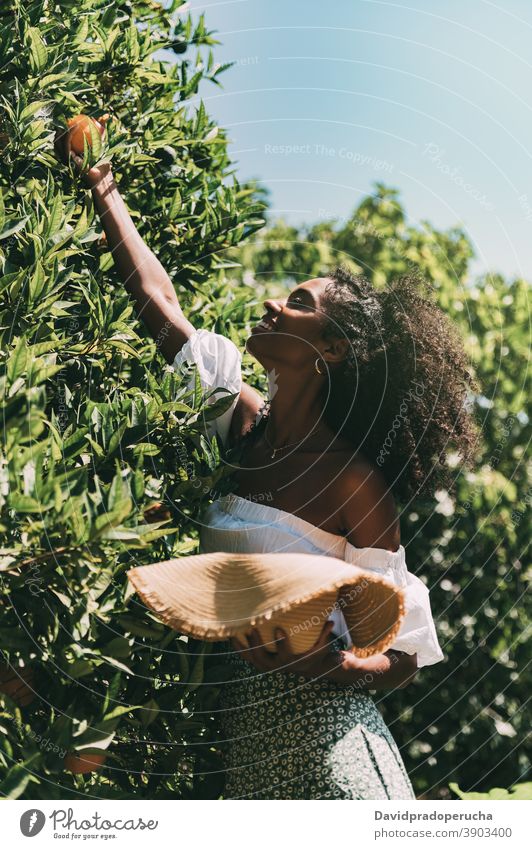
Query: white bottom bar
2,799,530,848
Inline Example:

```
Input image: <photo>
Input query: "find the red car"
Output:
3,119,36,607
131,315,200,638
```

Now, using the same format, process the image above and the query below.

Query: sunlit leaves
0,0,256,801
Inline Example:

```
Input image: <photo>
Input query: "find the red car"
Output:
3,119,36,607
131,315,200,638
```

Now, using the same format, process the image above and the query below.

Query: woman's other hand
231,626,418,690
230,621,337,677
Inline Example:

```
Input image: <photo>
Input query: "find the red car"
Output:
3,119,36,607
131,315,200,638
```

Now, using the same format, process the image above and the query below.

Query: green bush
450,781,532,800
0,0,263,799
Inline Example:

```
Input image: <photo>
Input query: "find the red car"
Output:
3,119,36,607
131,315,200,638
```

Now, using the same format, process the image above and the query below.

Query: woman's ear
322,335,350,364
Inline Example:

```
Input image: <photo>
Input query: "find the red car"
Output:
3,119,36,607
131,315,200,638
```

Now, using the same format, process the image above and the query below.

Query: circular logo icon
20,809,46,837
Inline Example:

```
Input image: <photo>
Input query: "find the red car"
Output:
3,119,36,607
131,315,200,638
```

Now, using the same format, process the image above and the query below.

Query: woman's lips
251,317,276,333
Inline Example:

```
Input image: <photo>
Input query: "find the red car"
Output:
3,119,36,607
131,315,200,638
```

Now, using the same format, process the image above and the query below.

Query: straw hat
127,551,405,657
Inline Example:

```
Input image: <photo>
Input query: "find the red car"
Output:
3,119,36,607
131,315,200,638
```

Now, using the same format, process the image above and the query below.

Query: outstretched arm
90,165,195,364
54,127,195,364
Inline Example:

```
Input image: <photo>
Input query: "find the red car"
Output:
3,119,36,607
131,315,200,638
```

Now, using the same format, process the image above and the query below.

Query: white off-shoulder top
172,328,444,668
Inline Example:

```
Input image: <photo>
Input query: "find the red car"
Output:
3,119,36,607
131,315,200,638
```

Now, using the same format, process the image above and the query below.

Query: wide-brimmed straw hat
127,551,405,657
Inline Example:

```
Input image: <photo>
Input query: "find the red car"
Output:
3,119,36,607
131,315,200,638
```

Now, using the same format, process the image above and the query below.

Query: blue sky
162,0,532,281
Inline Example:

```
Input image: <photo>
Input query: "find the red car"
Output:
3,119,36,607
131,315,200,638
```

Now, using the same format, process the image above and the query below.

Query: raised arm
54,130,194,364
90,164,194,364
55,131,264,438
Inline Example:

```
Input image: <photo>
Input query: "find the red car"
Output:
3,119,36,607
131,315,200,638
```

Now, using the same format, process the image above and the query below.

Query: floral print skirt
215,642,416,800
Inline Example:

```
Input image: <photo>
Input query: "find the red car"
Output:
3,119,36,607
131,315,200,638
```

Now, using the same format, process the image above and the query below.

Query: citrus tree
0,0,264,799
0,0,528,801
231,185,531,797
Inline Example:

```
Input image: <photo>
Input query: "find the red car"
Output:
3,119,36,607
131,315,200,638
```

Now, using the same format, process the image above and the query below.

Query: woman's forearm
89,170,194,361
91,171,176,303
325,649,418,691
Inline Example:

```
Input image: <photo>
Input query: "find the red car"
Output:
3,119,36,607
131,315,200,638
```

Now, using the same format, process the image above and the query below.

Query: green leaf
449,781,532,800
28,362,64,386
28,261,46,303
20,100,51,122
173,639,189,680
99,526,139,540
67,659,95,679
7,337,29,383
131,442,160,456
118,616,166,639
107,421,128,455
0,754,41,799
44,192,63,240
106,338,141,358
139,698,159,727
94,499,132,533
0,216,29,241
26,27,48,74
158,401,195,413
72,719,119,752
168,188,182,219
200,390,238,421
103,704,140,723
188,646,207,691
103,637,132,659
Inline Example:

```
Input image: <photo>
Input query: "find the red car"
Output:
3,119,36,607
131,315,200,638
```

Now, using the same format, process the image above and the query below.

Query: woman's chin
245,331,271,363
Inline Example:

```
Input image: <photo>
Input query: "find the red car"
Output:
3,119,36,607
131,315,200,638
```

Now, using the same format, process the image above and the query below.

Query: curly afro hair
317,265,481,502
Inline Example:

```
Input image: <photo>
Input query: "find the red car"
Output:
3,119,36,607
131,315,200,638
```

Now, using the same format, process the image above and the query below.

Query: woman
58,142,478,799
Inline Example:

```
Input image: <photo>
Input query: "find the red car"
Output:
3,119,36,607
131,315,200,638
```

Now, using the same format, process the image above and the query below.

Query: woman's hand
231,626,418,690
230,621,337,678
326,648,419,690
54,126,112,190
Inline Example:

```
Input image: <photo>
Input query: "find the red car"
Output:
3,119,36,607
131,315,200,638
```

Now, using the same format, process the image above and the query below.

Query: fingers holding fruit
67,114,109,156
55,113,112,188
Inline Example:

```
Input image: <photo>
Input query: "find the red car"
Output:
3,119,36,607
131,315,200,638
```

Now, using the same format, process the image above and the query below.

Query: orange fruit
143,502,171,524
0,662,35,707
66,114,109,155
64,751,107,774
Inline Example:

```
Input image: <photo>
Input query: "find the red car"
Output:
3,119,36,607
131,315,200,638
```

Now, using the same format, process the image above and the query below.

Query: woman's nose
263,297,285,314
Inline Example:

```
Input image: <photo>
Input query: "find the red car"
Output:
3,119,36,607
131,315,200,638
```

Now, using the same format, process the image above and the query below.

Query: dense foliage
0,0,264,799
0,0,529,801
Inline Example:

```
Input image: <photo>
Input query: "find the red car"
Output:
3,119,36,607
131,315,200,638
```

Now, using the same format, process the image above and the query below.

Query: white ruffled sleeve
339,542,444,668
171,329,242,449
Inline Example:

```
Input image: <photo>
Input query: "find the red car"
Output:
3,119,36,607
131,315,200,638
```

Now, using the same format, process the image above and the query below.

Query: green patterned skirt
215,642,416,800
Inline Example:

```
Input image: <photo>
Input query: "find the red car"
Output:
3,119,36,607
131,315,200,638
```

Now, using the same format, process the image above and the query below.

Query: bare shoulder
228,381,265,446
336,454,401,551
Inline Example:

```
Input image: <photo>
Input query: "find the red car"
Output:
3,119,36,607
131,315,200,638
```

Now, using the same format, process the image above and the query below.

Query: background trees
230,185,531,797
0,0,529,799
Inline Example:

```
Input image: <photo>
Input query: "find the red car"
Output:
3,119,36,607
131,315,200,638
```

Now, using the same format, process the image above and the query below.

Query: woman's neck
264,375,328,448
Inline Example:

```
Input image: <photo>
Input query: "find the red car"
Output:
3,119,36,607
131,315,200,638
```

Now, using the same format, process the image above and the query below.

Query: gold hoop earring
315,357,324,375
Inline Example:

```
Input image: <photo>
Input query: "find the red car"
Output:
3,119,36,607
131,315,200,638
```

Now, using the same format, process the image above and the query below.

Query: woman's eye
287,297,312,310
